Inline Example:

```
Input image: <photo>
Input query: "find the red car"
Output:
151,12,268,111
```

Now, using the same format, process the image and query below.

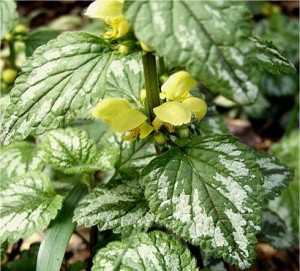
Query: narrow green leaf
36,182,88,271
261,210,295,250
25,29,59,57
74,179,155,236
41,128,117,174
0,0,18,40
1,32,114,145
92,231,197,271
252,37,296,75
105,53,144,108
142,135,263,268
0,172,63,244
255,151,293,200
124,1,260,104
0,142,44,186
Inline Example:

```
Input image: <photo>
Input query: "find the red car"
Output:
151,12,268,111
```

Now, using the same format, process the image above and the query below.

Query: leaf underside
142,134,263,268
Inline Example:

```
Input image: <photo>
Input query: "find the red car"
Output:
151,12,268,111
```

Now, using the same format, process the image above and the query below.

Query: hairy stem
142,52,161,121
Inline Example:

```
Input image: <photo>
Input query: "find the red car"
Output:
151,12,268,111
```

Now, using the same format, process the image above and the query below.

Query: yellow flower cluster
153,71,207,132
92,71,207,140
85,0,129,38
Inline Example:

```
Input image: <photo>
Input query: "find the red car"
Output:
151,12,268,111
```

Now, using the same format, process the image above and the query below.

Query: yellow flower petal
161,71,197,101
105,15,129,38
152,117,163,131
182,97,207,120
111,108,147,132
153,101,191,126
139,122,153,139
85,0,123,19
92,98,130,124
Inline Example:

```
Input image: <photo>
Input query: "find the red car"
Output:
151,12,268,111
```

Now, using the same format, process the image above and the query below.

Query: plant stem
142,52,161,121
8,41,17,69
158,56,166,76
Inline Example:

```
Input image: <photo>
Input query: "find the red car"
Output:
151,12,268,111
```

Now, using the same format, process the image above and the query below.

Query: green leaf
74,179,155,236
269,131,299,236
25,29,59,57
261,73,298,97
195,106,229,135
5,243,39,271
100,131,156,179
261,210,295,250
252,37,296,75
0,142,44,186
244,93,271,119
142,135,263,268
92,231,197,271
255,151,293,200
0,0,18,40
105,53,144,108
37,182,88,271
124,1,260,105
1,32,114,145
0,171,63,244
41,128,117,174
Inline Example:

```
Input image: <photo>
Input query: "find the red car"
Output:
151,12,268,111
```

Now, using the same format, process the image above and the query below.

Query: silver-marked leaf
105,53,144,108
41,128,117,174
92,231,197,271
196,105,229,135
0,142,44,186
0,0,18,40
124,1,260,104
100,131,156,178
252,37,296,75
255,151,293,200
262,210,295,250
142,135,263,268
0,171,63,244
1,32,114,145
74,179,155,236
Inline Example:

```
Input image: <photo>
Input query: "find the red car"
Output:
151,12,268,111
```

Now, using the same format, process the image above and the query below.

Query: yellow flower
153,101,191,126
85,0,129,38
182,97,207,120
85,0,123,19
153,98,207,129
92,98,153,140
160,71,197,101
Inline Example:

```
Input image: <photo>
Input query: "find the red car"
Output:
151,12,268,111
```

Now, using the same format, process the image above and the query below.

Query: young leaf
124,1,260,105
142,135,263,268
37,182,88,271
92,231,197,271
0,171,63,244
261,210,295,250
105,53,144,108
1,32,114,145
0,0,19,40
74,179,155,236
255,151,293,200
41,128,117,174
0,142,44,186
100,131,156,178
252,37,296,75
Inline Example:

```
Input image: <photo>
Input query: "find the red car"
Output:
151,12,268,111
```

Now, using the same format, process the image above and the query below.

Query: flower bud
176,127,189,139
153,132,166,145
14,24,28,34
2,69,17,85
